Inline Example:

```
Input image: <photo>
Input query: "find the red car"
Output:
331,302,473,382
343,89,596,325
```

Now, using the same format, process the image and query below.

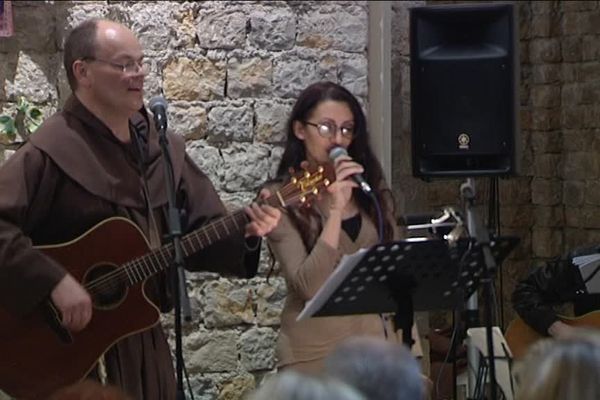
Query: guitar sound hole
84,263,128,310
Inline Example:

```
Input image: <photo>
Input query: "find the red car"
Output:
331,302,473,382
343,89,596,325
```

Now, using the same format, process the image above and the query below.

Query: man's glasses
304,121,355,139
83,57,150,75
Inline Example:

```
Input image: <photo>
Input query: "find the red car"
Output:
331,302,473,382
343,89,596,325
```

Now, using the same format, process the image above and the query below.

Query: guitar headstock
275,163,335,208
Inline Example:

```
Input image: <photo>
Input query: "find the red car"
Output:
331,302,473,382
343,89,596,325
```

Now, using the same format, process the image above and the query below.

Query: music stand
298,236,519,347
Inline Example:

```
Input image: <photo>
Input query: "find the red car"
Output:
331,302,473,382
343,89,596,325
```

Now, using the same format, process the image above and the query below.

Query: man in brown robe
0,19,280,399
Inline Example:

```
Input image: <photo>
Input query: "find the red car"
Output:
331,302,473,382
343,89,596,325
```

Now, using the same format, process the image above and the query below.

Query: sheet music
573,253,600,294
297,248,368,321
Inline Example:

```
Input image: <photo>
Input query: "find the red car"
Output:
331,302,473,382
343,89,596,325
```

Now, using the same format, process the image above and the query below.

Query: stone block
168,103,207,140
564,206,582,227
500,205,534,228
339,54,368,98
297,9,367,53
273,55,336,98
184,329,239,373
562,12,594,35
532,228,563,258
561,105,587,129
561,36,583,62
201,280,254,328
220,143,275,192
561,152,596,180
533,206,564,227
580,207,600,229
531,108,560,131
562,1,598,12
582,35,600,61
218,374,255,400
127,2,195,51
196,10,246,50
186,141,223,190
562,130,593,152
227,57,273,99
529,38,561,63
5,52,58,103
255,278,286,326
533,153,561,178
208,104,253,142
563,180,585,206
585,181,600,205
163,57,225,101
499,178,531,205
254,100,294,144
530,131,562,153
238,327,278,371
248,7,296,51
530,14,560,38
531,64,562,84
531,84,560,108
531,178,561,206
0,4,57,53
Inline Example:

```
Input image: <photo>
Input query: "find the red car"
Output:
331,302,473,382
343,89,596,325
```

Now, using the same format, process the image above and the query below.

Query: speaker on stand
409,3,519,400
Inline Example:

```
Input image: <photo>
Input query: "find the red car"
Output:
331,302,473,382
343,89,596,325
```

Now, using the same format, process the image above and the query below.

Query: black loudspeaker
410,3,518,178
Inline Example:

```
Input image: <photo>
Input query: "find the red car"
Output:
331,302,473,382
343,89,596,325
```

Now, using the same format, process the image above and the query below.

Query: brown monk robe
0,95,253,399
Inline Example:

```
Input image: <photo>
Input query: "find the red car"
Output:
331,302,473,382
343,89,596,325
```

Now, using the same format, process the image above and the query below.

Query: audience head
515,328,600,400
324,336,424,400
247,370,366,400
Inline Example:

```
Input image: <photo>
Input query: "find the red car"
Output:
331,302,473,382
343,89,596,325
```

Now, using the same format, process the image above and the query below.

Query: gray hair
515,328,600,400
247,371,366,400
324,337,424,400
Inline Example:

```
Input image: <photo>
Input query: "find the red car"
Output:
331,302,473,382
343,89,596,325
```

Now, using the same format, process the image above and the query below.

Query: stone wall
0,1,368,399
391,0,600,326
2,0,600,398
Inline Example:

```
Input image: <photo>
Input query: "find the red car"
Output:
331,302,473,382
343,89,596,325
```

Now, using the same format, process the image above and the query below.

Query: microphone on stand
328,146,373,195
148,96,168,134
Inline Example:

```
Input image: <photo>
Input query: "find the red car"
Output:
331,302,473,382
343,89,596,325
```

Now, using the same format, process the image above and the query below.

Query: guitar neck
121,194,281,285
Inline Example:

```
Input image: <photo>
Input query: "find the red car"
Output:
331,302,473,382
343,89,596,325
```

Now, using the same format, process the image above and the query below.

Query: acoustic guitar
504,311,600,359
0,165,333,399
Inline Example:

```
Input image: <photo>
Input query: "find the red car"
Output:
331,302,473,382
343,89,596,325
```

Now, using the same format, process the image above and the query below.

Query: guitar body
0,218,160,399
505,311,600,359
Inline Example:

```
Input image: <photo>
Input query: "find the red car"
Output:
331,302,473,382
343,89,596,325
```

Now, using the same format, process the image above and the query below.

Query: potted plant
0,97,44,151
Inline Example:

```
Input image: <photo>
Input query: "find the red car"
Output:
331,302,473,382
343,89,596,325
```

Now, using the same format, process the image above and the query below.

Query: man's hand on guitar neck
244,189,281,238
548,320,577,339
50,274,92,332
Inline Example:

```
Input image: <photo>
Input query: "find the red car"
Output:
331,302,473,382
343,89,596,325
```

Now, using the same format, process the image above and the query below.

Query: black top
341,213,362,242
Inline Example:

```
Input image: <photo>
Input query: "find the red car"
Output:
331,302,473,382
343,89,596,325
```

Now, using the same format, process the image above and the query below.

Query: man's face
85,22,145,116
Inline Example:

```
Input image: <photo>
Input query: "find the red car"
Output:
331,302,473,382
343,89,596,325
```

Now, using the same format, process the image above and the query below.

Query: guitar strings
84,186,308,296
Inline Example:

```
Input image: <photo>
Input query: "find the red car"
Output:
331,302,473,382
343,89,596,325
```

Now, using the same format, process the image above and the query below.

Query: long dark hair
276,81,395,248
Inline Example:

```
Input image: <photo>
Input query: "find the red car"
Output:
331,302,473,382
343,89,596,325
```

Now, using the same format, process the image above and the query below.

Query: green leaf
28,108,43,120
0,115,12,124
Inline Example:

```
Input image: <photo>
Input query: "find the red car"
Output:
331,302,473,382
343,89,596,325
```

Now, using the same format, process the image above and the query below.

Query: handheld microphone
148,96,168,134
328,146,372,195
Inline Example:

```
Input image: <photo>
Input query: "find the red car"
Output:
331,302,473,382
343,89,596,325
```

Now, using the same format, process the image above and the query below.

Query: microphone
328,146,372,195
148,96,168,134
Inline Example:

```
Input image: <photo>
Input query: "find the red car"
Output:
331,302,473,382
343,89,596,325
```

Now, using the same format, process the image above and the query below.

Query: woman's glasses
304,121,355,139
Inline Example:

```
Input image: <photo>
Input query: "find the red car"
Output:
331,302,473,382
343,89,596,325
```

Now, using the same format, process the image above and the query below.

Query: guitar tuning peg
324,179,330,186
317,165,324,173
291,177,298,184
304,170,310,178
313,188,318,195
300,196,306,204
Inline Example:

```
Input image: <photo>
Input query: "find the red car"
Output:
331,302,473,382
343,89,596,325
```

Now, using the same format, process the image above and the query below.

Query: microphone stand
461,178,498,400
157,123,192,400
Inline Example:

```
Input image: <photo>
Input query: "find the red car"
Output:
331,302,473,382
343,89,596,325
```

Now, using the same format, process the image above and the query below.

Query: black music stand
297,236,519,347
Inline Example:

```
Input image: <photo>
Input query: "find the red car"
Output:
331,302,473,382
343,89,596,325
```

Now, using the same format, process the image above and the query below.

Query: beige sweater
267,191,422,372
